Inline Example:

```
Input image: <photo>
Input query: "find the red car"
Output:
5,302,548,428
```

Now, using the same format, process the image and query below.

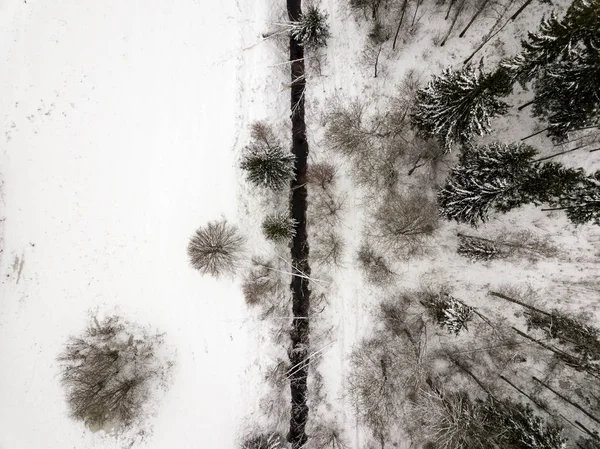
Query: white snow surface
0,1,260,448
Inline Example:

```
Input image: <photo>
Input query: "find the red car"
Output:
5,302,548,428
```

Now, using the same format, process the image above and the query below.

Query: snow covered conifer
502,0,600,141
410,63,512,151
438,142,585,226
558,171,600,226
291,5,331,49
502,0,600,84
421,292,474,335
240,139,295,191
262,212,297,243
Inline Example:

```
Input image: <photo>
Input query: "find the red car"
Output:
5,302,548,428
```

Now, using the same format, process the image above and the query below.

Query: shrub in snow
371,192,439,257
421,293,474,335
262,212,297,243
357,242,394,285
240,432,285,449
291,6,331,49
410,62,512,151
306,161,336,189
438,142,585,226
57,315,173,432
457,234,501,261
187,219,244,277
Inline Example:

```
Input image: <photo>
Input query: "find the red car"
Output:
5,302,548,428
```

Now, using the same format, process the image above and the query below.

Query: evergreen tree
410,63,512,151
240,142,296,191
557,170,600,225
438,142,584,226
291,5,331,49
502,0,600,141
502,0,600,84
531,47,600,142
262,212,297,243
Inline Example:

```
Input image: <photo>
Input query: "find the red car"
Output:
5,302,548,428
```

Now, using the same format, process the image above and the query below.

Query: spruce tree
502,0,600,141
557,170,600,226
438,142,585,226
410,63,512,151
503,0,600,84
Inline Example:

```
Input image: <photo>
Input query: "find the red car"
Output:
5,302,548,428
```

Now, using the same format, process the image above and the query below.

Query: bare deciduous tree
369,192,439,258
57,315,173,432
187,219,245,277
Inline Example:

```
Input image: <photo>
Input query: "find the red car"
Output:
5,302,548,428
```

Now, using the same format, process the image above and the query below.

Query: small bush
187,219,244,277
240,432,285,449
307,162,336,189
307,421,349,449
357,242,395,285
242,261,278,306
313,230,345,266
370,192,439,258
262,212,297,243
420,292,475,335
324,101,370,157
57,315,172,432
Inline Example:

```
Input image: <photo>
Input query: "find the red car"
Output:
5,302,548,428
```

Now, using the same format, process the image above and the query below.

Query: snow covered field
0,1,259,447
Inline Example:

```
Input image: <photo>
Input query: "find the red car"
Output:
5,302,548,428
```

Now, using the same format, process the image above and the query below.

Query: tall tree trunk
533,377,600,426
517,99,535,110
287,1,311,447
411,0,422,27
533,144,588,162
459,0,491,37
441,0,466,45
489,291,551,317
511,0,535,21
392,0,409,50
521,127,549,141
445,0,457,20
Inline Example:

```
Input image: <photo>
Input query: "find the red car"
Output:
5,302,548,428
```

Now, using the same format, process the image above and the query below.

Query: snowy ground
0,1,262,448
2,0,598,448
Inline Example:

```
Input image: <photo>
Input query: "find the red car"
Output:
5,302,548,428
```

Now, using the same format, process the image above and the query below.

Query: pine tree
291,5,331,49
421,292,474,335
262,212,297,243
410,63,512,151
240,143,296,190
438,142,585,226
